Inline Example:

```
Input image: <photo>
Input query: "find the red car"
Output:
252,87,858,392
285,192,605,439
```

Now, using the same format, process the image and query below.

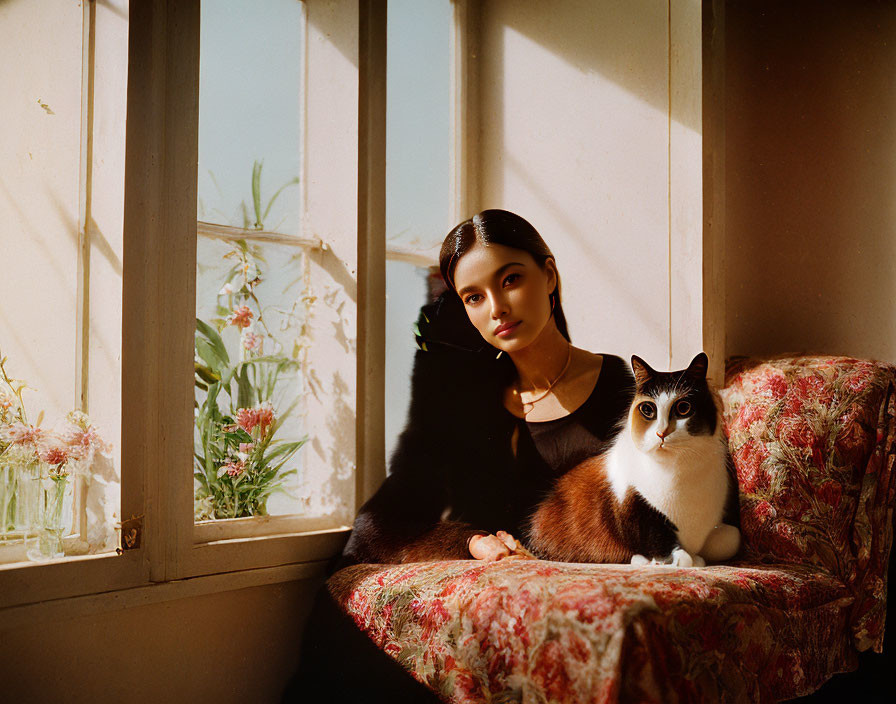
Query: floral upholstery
722,356,896,652
332,357,896,702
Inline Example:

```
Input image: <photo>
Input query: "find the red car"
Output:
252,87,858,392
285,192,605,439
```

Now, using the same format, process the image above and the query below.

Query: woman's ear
544,257,558,293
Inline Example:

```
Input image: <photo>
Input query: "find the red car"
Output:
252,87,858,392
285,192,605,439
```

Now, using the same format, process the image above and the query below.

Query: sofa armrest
721,356,896,651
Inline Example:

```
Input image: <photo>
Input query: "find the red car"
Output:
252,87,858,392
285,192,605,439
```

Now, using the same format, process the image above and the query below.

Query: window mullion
121,0,200,583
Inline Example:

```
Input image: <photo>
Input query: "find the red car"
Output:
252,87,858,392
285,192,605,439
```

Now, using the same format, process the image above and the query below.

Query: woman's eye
675,400,692,416
464,293,482,305
503,273,521,287
638,402,656,420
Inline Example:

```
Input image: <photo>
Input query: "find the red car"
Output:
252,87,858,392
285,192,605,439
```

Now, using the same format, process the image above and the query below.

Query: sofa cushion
721,356,896,651
331,559,855,703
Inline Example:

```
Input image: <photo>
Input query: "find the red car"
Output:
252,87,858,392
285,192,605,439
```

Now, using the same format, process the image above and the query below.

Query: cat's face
627,353,718,454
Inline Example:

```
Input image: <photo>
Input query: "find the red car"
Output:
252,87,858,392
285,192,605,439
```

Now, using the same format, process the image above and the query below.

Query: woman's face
451,241,557,352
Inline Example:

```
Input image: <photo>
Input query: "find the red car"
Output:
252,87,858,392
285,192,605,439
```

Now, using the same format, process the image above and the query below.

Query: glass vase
14,461,40,533
26,473,69,561
0,464,16,535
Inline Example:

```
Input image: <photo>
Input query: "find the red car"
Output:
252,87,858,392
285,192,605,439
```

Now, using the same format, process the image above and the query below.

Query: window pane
0,1,125,563
197,1,303,235
195,1,313,522
385,0,453,461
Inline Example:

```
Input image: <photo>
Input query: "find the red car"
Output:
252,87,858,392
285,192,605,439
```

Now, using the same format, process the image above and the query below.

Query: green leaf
262,176,300,224
252,160,263,228
195,363,220,385
196,318,230,367
262,439,307,465
236,364,253,409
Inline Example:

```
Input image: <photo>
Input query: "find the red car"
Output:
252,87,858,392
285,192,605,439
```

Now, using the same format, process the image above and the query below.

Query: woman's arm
340,465,488,567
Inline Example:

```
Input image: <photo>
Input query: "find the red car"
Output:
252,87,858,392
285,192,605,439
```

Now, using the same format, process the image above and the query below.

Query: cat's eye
675,400,692,416
638,402,656,420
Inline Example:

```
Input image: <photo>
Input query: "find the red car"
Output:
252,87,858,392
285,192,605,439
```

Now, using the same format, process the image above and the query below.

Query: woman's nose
488,292,509,319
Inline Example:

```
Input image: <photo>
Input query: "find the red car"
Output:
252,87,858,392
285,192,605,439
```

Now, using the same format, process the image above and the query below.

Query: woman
340,209,634,566
287,210,634,702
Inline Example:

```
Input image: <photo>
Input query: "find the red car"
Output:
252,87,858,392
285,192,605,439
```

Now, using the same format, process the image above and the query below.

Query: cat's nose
656,429,670,439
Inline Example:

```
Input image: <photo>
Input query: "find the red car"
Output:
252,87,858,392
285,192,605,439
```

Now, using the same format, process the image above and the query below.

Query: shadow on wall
476,0,678,359
725,0,896,362
490,0,695,131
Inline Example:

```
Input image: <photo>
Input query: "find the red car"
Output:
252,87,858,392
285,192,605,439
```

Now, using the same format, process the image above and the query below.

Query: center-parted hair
438,209,570,342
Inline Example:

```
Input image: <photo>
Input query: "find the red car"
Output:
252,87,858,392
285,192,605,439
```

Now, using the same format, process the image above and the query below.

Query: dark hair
438,209,571,341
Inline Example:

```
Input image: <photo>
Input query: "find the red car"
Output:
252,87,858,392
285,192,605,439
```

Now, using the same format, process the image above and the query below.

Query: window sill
0,526,350,610
0,559,330,631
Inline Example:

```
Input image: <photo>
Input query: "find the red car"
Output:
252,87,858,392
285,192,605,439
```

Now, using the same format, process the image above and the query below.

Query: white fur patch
604,395,730,556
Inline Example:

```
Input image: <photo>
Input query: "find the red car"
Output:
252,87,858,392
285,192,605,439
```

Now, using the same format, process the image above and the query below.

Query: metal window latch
116,514,144,554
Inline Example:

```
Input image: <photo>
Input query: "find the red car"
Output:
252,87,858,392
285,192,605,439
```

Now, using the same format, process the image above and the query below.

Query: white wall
0,0,83,420
477,0,677,367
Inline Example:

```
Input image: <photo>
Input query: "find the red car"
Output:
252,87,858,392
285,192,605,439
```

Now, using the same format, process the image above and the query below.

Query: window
0,0,124,567
193,0,351,539
384,0,454,460
1,0,376,610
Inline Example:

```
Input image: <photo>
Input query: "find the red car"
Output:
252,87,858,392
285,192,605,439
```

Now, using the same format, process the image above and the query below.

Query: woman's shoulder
570,350,632,387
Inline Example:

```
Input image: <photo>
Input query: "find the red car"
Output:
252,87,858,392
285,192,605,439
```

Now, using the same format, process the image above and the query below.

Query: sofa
327,356,896,702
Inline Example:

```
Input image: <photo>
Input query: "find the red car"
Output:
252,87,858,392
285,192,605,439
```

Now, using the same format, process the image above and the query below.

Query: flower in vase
1,422,43,447
227,305,254,329
0,390,12,410
219,282,235,296
39,445,70,477
62,413,112,460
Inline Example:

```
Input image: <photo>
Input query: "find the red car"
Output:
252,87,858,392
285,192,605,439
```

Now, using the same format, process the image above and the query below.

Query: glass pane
385,261,431,461
195,0,311,521
386,0,453,256
385,0,453,461
198,1,303,235
0,2,125,563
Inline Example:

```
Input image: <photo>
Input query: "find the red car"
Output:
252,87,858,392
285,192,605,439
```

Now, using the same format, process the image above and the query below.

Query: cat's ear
686,352,709,379
630,355,655,387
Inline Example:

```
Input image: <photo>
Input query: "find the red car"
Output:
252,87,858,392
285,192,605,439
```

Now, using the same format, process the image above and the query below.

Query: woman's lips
495,321,521,338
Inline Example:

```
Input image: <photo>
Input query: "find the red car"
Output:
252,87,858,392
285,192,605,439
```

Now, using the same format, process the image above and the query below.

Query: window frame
0,0,387,609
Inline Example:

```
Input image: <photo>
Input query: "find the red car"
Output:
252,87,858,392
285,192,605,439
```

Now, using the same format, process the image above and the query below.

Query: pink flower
234,404,275,436
238,442,255,454
222,460,246,478
2,422,43,446
227,305,254,329
64,425,110,460
242,331,263,353
40,445,69,467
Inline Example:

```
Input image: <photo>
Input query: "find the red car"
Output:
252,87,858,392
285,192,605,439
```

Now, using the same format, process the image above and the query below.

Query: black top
340,344,634,567
509,354,635,538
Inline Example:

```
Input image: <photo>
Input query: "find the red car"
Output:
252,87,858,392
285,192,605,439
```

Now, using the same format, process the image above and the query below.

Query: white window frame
0,0,387,614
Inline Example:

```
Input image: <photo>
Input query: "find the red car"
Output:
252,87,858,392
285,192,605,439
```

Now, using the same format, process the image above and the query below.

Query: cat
527,352,741,567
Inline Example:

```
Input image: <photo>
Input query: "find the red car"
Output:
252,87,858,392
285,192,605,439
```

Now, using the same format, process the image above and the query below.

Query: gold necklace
517,344,573,407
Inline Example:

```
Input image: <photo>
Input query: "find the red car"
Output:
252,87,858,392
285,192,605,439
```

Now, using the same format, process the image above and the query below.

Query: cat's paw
669,547,697,568
630,554,650,566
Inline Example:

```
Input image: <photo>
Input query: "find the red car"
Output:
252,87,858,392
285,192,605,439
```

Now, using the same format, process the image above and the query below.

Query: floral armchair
328,357,896,703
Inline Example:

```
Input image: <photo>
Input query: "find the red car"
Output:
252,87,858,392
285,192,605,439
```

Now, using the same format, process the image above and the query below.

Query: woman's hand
469,531,535,561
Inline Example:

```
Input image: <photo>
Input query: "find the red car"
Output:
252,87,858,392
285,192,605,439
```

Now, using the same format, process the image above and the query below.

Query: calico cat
527,352,741,567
